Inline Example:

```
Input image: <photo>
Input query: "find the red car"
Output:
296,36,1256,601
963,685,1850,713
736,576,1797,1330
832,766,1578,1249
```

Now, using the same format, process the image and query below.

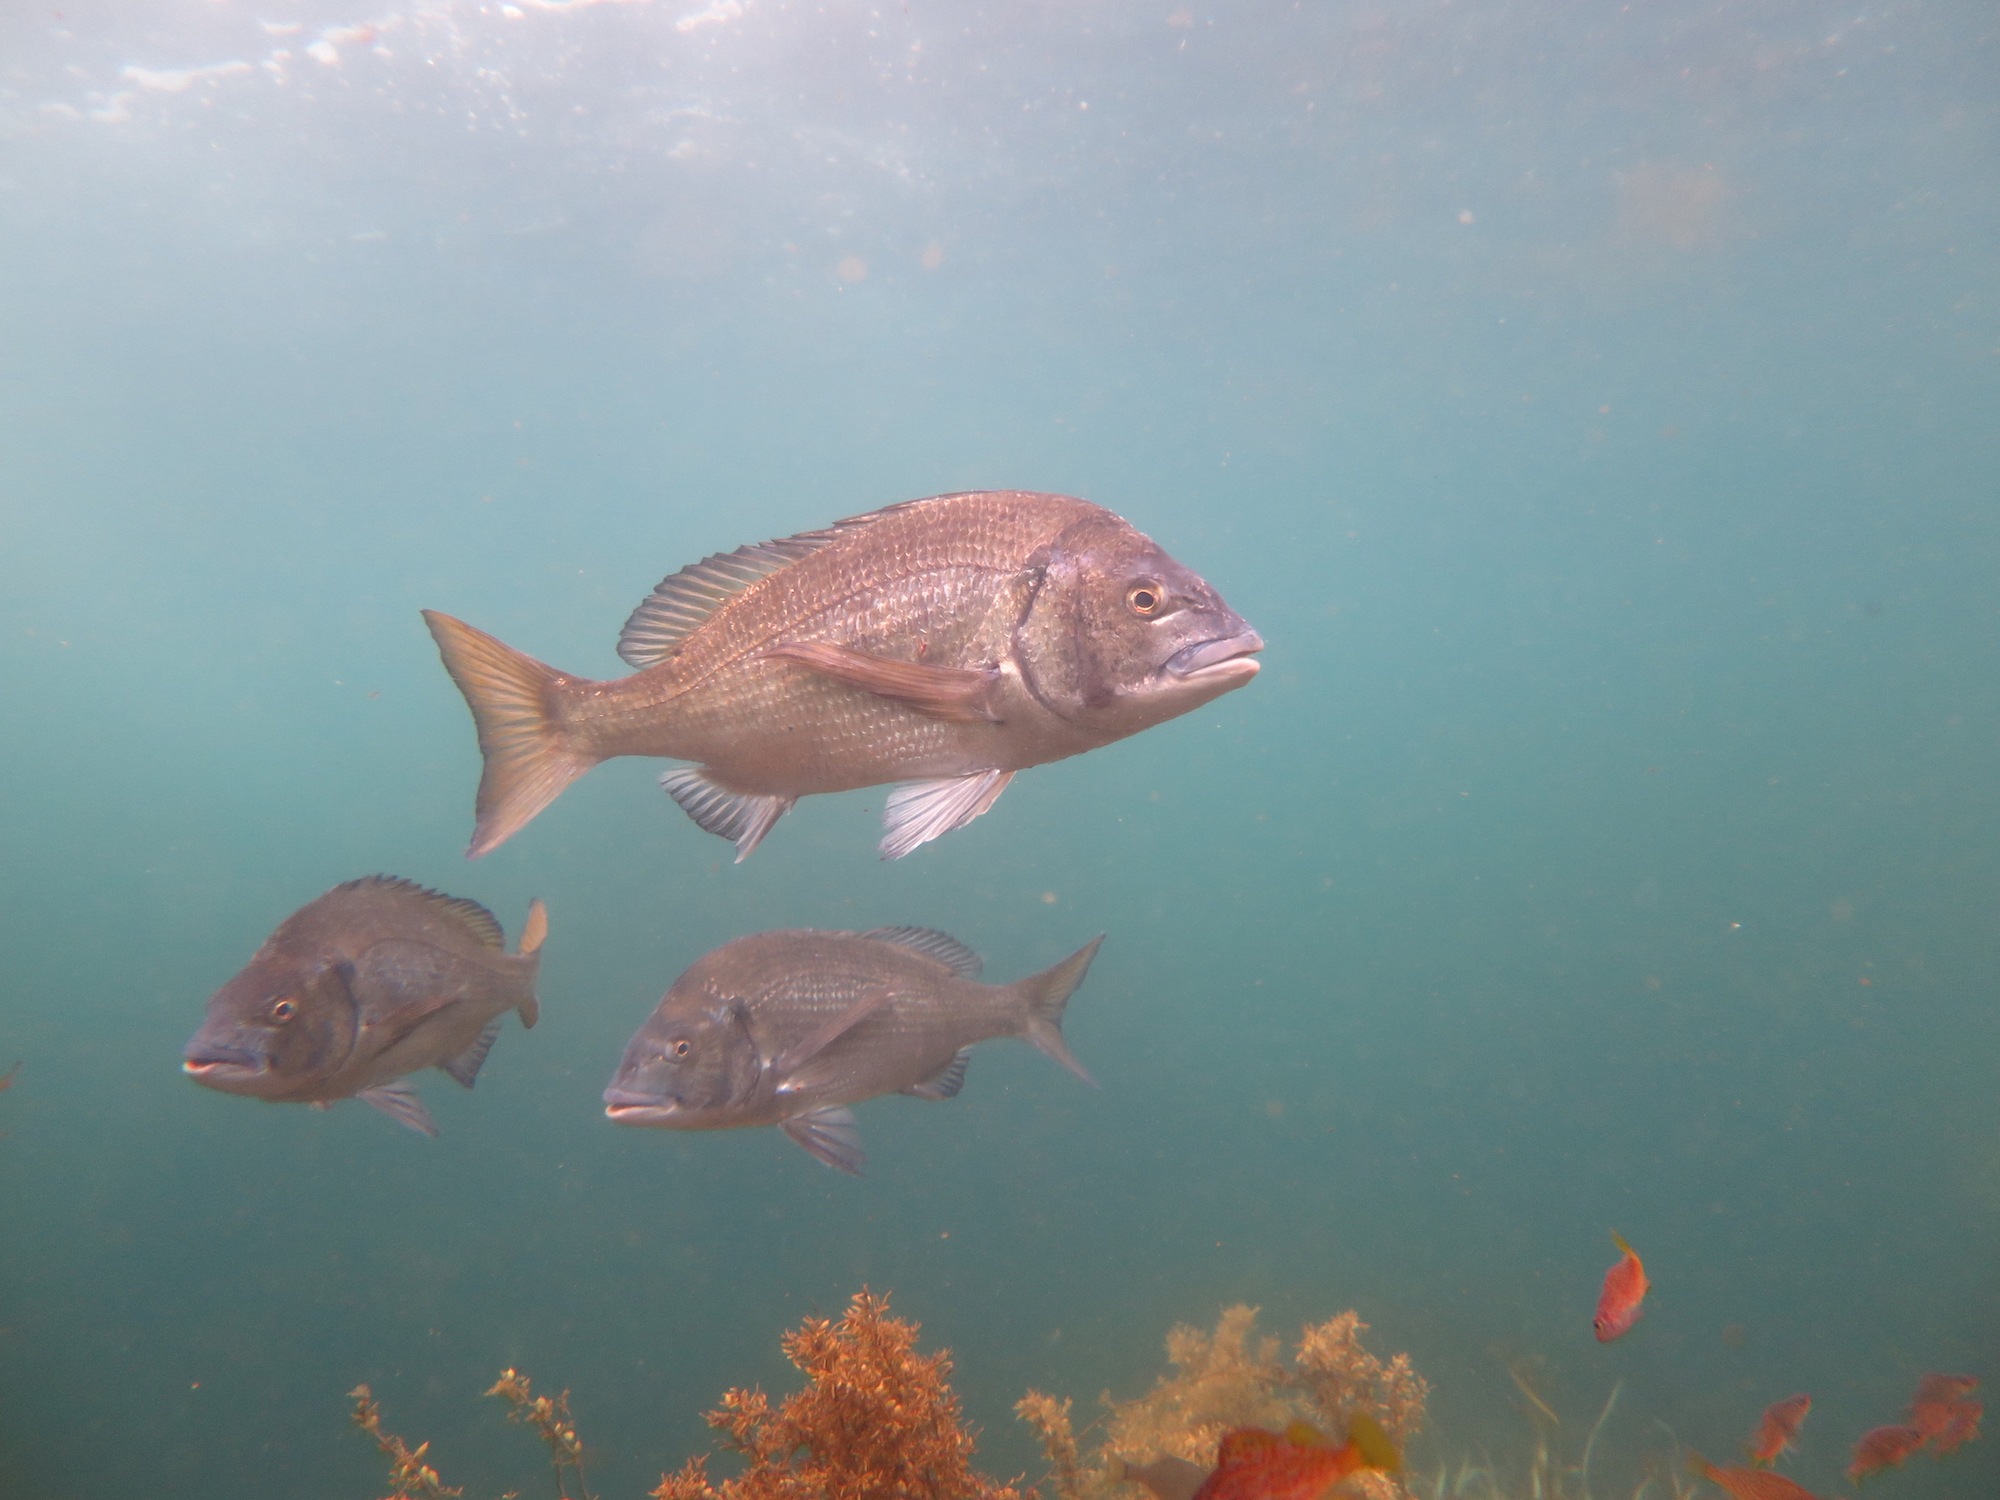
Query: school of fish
157,490,1986,1497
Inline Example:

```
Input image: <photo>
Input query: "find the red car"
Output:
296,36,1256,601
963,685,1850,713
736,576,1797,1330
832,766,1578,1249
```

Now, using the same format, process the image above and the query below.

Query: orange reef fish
425,491,1261,862
1114,1414,1400,1500
1845,1424,1925,1483
1687,1452,1823,1500
1593,1230,1648,1341
1908,1373,1981,1456
1745,1393,1811,1466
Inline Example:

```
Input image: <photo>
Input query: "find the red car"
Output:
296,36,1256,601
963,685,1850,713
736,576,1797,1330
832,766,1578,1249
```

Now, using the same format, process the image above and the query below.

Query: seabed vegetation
346,1288,1976,1500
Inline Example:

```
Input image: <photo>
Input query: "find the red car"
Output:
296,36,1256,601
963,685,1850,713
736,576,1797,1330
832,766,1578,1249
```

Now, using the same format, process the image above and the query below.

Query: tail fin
512,897,548,1028
1344,1412,1401,1474
1016,934,1103,1086
423,611,597,858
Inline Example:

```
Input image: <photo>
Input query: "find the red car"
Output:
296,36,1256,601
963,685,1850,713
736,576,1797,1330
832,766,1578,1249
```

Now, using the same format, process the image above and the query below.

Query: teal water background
2,3,1996,1498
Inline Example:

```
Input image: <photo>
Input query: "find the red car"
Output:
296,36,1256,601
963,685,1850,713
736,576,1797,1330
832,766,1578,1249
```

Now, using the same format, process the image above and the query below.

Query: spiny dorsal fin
616,504,916,669
334,875,506,951
858,926,983,979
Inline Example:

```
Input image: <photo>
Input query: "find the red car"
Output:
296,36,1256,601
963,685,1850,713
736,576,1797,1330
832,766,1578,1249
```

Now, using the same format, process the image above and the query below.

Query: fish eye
672,1039,693,1058
1126,581,1165,617
270,998,299,1023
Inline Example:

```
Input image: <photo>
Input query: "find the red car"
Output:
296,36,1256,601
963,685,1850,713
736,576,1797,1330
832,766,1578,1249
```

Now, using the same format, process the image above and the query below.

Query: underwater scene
1,2,1995,1498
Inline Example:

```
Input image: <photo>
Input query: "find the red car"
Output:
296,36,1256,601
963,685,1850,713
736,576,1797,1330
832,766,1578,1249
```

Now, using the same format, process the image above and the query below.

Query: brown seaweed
652,1288,1024,1500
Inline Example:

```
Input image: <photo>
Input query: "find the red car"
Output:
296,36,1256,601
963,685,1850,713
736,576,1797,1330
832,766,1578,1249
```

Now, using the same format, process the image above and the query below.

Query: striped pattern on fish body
604,926,1101,1174
425,491,1261,860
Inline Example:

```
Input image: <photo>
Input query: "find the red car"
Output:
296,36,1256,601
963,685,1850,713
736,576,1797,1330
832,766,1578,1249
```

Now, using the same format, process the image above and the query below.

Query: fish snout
603,1085,676,1124
182,1041,266,1077
1164,628,1264,679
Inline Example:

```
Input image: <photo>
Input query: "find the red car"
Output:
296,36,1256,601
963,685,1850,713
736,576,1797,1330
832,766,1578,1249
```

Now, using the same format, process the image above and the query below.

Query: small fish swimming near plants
1114,1414,1401,1500
424,491,1262,861
1687,1452,1823,1500
1593,1230,1649,1341
1845,1424,1925,1484
182,876,547,1136
1745,1393,1811,1467
603,926,1101,1174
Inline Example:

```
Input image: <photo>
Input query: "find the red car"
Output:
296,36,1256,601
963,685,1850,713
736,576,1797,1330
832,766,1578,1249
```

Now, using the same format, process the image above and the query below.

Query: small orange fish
1845,1424,1925,1483
0,1061,19,1093
1192,1414,1401,1500
1593,1230,1648,1341
1687,1451,1824,1500
1745,1394,1811,1467
1908,1373,1978,1441
1930,1398,1981,1457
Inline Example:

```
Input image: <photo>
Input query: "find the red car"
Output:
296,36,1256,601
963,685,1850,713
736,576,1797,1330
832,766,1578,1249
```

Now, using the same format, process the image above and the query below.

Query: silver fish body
181,876,547,1136
603,926,1102,1174
425,491,1261,860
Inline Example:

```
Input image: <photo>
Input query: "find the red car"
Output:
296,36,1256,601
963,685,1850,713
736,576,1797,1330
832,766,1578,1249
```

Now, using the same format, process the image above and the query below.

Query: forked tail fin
1016,934,1104,1086
422,611,597,858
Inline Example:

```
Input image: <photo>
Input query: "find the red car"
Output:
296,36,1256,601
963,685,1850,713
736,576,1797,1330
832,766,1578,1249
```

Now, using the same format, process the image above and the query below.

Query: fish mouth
1164,629,1264,679
183,1046,266,1081
603,1087,676,1125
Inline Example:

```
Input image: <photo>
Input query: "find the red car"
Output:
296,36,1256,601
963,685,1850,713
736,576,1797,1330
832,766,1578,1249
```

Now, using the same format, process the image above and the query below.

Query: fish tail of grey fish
423,610,599,858
1013,934,1104,1087
513,897,549,1028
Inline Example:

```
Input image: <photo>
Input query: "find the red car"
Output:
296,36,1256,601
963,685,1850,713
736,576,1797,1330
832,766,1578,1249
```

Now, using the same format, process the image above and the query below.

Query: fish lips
182,1042,270,1090
1163,628,1264,681
603,1086,679,1127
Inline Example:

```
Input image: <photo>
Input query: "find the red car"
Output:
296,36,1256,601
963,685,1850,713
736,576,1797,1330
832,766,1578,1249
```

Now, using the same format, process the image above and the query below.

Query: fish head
603,986,766,1129
182,955,359,1099
1019,511,1262,738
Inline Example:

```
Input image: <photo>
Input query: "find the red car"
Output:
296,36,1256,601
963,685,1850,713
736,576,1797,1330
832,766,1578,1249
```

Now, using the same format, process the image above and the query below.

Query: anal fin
879,769,1014,860
357,1080,439,1137
901,1046,972,1101
780,1105,865,1176
439,1020,503,1089
660,766,795,862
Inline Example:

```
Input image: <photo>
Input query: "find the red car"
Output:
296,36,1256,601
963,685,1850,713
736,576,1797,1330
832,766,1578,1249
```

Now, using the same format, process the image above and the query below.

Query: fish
1745,1393,1811,1466
1592,1230,1648,1341
1115,1414,1401,1500
424,491,1262,861
603,926,1101,1175
182,876,547,1137
1844,1424,1925,1483
0,1061,18,1093
1908,1374,1981,1457
1929,1398,1981,1457
1687,1452,1823,1500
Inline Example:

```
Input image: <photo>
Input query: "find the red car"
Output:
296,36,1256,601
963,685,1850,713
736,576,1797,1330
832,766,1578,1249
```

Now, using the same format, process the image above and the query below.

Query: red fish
1908,1373,1978,1442
1687,1451,1824,1500
1845,1424,1925,1483
1930,1398,1981,1457
1745,1394,1811,1467
1593,1231,1648,1341
1191,1414,1400,1500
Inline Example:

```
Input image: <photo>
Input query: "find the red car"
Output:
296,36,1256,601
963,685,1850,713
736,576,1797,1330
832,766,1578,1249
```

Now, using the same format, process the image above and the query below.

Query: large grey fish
602,926,1103,1174
424,490,1261,861
181,876,547,1136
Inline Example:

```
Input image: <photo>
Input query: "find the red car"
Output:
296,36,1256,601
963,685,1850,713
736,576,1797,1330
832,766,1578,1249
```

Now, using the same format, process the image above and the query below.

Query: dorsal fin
858,926,983,979
333,875,506,951
616,504,916,669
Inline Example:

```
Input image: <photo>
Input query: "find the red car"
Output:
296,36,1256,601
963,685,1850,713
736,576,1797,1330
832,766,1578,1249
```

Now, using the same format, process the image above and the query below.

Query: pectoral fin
358,1080,439,1137
439,1021,503,1089
765,641,1000,724
772,987,894,1077
781,1105,865,1175
879,769,1014,860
